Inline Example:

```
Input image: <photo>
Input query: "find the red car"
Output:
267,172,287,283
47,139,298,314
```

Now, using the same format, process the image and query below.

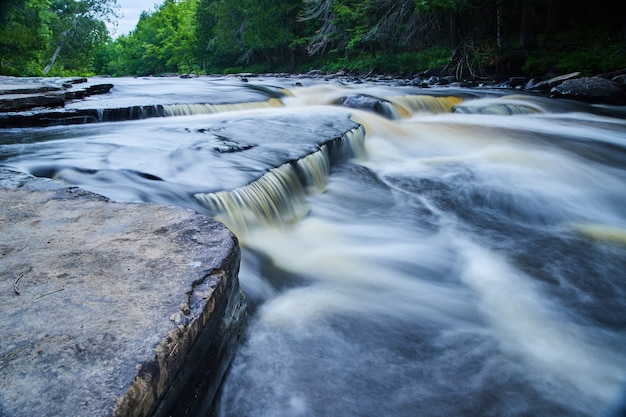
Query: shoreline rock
0,169,246,417
550,76,626,105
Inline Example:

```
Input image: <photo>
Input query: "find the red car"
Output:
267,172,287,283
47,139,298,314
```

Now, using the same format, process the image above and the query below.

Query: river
1,76,625,417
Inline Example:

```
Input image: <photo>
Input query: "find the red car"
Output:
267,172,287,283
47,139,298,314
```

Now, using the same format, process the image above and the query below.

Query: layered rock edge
0,169,246,417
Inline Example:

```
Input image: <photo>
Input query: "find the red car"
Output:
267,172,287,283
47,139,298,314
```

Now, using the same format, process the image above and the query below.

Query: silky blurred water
1,77,625,417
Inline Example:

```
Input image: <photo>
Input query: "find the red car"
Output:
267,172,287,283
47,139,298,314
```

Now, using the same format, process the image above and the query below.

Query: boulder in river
549,76,626,105
333,94,400,119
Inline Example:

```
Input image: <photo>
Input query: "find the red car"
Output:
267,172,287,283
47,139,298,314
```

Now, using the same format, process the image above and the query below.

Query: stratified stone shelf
0,169,246,417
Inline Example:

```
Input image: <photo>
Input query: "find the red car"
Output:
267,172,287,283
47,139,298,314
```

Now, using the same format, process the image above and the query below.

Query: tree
301,0,426,58
161,0,199,73
240,0,302,69
0,0,51,75
519,0,536,50
413,0,469,49
88,0,626,77
43,0,119,74
299,0,337,55
100,0,202,76
194,0,217,71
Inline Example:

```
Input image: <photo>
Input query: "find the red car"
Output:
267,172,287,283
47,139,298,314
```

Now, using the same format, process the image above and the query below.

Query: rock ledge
0,169,245,417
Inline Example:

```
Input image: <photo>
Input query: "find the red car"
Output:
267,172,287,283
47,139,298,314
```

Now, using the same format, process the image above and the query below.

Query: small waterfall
0,99,285,127
99,104,165,121
377,101,403,119
101,99,283,121
162,99,283,117
387,95,464,116
297,145,330,193
195,125,366,234
196,163,309,234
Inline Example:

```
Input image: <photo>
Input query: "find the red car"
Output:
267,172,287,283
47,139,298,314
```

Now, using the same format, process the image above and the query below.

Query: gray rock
0,82,63,96
550,76,626,105
612,74,626,89
64,83,114,100
507,76,527,88
0,169,245,417
0,77,114,113
333,94,400,119
0,91,66,111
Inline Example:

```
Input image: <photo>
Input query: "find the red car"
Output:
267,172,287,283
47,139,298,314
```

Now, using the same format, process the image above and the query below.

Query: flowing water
1,77,626,417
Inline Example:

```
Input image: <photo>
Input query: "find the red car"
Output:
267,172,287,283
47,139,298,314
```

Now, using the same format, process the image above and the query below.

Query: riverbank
240,68,626,105
0,169,246,417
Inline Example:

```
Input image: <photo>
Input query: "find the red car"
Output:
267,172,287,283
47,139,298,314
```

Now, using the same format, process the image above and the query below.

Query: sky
107,0,159,38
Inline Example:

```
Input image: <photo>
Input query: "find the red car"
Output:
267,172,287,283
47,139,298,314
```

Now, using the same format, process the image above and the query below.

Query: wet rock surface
0,169,246,417
0,91,66,112
2,72,625,129
0,76,113,114
0,76,285,128
550,76,626,105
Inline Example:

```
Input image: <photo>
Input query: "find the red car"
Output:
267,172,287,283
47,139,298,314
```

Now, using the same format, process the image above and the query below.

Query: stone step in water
0,169,246,417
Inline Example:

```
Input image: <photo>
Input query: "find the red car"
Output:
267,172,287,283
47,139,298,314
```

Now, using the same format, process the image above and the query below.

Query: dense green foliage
2,0,625,77
0,0,118,76
95,0,197,75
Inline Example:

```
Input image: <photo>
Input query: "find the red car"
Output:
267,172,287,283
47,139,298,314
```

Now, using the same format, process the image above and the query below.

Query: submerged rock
0,169,246,417
333,94,400,119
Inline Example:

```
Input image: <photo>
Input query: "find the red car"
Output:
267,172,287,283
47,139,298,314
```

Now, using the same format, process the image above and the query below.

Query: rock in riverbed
0,169,246,417
550,76,626,105
0,76,113,112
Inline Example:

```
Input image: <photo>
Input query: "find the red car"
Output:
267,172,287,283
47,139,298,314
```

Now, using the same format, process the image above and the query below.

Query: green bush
523,29,626,76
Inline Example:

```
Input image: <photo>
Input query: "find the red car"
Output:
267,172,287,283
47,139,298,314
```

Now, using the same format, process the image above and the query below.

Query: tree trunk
496,0,507,50
543,0,556,46
43,44,64,75
289,48,296,73
264,49,274,70
621,2,626,48
520,0,536,50
449,12,461,50
43,24,74,75
495,0,509,74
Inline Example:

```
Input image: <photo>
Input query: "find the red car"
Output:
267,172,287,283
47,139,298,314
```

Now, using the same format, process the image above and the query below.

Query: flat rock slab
0,76,114,114
0,77,286,127
0,170,245,417
0,83,63,95
0,91,66,112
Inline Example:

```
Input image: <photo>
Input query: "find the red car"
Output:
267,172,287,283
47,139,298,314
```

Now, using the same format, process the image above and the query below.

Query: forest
1,0,626,79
